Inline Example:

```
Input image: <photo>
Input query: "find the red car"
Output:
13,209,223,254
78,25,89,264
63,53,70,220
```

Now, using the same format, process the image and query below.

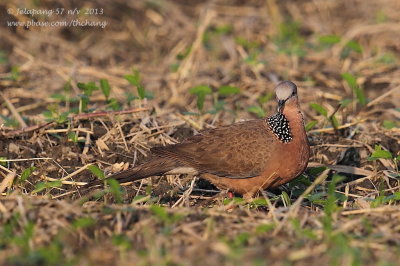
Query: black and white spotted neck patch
266,113,293,143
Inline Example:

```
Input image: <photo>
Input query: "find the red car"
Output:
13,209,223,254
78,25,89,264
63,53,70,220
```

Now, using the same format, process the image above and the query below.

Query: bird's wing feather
151,119,275,178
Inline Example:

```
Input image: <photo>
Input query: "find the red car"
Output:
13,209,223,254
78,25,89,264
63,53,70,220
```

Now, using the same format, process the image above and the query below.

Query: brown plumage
87,81,310,199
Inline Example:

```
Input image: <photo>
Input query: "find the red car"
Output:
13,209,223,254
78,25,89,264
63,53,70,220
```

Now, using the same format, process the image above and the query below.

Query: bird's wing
151,119,275,178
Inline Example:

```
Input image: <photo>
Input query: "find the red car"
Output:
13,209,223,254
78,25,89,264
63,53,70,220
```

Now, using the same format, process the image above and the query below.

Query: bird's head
275,81,298,113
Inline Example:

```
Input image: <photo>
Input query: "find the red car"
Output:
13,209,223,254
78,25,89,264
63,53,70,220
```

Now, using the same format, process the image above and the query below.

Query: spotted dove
87,81,310,199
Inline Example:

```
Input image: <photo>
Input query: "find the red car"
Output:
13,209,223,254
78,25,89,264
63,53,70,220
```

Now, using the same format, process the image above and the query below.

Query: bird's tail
84,158,178,189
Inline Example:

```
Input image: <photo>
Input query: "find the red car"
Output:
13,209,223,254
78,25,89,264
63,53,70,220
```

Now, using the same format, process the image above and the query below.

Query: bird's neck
266,97,306,143
282,97,306,138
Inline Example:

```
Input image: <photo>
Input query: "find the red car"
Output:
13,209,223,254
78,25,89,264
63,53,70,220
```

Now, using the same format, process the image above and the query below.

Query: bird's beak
278,100,285,113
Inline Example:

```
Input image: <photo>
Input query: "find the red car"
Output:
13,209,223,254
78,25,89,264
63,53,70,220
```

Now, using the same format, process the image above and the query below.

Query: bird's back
151,119,276,178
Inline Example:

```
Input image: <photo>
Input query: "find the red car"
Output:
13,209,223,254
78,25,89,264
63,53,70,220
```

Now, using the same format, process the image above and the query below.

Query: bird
86,81,310,199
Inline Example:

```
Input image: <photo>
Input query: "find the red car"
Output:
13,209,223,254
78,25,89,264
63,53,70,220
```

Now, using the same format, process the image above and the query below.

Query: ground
0,0,399,265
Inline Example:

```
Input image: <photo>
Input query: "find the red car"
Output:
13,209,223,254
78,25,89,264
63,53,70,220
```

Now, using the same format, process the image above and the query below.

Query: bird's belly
201,173,279,197
200,138,310,198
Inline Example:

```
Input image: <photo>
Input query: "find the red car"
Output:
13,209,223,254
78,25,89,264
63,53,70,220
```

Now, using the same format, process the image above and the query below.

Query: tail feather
84,158,178,189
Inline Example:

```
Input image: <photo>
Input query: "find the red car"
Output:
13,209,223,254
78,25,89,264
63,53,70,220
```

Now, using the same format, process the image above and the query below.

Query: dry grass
0,0,400,265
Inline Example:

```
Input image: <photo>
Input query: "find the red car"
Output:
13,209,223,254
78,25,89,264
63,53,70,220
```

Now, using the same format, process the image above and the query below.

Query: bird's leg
242,191,257,202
